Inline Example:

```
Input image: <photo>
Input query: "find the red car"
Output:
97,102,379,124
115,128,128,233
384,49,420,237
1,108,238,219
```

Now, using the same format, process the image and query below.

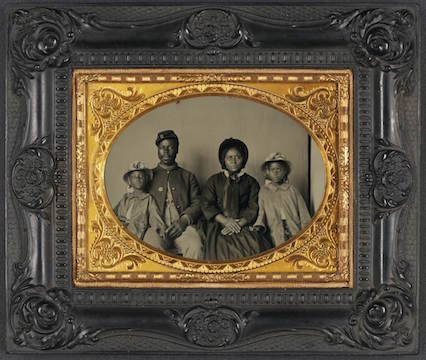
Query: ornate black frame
2,1,424,358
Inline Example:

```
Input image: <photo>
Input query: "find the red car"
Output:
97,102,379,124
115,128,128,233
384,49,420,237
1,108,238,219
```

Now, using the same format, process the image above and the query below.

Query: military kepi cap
155,130,179,146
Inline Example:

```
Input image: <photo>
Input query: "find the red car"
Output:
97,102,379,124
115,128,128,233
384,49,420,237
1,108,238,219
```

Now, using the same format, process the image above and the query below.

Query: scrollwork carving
288,237,337,271
165,301,257,347
90,220,146,270
91,238,146,270
10,266,101,350
286,86,338,121
170,9,258,53
10,8,98,95
89,87,145,139
11,137,55,218
329,9,415,95
372,139,413,219
323,260,414,350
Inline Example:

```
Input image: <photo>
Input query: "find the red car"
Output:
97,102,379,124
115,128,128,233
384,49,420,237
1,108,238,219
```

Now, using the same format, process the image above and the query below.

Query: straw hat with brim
261,152,290,171
123,161,149,182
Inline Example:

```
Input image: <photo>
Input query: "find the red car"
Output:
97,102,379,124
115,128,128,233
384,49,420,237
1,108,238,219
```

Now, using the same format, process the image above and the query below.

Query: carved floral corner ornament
10,8,86,95
329,8,416,95
323,260,415,350
9,265,101,350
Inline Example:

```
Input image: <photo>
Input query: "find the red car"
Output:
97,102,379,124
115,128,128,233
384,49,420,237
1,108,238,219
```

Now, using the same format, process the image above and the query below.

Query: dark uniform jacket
149,165,202,223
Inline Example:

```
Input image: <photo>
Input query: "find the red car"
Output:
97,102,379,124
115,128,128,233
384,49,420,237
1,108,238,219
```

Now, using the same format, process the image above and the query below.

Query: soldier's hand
165,221,183,240
178,216,190,232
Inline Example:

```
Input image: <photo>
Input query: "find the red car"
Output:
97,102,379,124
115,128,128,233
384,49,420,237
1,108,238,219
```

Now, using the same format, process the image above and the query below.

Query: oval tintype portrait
104,96,326,262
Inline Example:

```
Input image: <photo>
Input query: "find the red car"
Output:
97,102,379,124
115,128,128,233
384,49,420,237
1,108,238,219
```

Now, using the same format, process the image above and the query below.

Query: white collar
264,179,291,191
127,188,150,199
223,169,246,179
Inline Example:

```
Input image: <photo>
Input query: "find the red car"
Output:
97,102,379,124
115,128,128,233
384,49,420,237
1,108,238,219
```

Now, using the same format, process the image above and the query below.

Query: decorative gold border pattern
73,69,353,288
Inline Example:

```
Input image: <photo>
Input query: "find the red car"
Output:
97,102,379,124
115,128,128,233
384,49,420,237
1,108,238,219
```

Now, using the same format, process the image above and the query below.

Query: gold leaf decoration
286,86,338,121
171,74,252,83
172,273,252,282
87,82,340,273
73,70,352,287
91,238,145,270
89,87,145,138
288,237,337,271
90,219,145,270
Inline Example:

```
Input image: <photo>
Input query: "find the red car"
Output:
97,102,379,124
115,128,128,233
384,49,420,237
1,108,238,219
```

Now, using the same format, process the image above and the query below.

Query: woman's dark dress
201,172,272,261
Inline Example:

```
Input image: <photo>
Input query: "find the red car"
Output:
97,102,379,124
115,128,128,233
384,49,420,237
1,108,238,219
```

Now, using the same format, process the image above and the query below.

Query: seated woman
114,161,168,250
201,138,272,261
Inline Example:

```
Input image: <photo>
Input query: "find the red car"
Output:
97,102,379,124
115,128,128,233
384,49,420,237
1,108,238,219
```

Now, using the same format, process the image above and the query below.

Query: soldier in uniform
146,130,203,260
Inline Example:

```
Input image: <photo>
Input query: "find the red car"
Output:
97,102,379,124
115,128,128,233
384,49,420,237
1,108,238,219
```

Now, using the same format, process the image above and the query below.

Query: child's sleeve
148,196,166,234
114,197,128,225
296,190,311,228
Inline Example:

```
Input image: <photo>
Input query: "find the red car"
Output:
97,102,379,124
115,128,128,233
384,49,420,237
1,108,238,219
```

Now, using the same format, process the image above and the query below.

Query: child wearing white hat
114,161,168,250
254,153,311,246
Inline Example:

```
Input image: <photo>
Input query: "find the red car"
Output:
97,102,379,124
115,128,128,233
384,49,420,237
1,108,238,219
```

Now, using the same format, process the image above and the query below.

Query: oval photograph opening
105,96,326,262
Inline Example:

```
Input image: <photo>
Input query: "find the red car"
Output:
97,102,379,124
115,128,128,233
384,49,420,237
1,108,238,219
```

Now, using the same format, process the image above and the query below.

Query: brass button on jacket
149,165,202,223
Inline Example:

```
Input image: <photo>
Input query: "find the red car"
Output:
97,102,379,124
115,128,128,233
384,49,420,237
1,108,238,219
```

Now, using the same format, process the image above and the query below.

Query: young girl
201,138,272,261
114,161,168,250
254,153,311,246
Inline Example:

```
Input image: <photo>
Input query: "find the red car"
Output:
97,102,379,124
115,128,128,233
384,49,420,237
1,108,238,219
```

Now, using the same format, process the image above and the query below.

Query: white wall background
310,137,326,214
105,96,325,212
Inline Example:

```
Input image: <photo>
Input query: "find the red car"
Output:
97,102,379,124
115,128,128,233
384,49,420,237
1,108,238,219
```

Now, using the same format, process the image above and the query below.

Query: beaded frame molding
2,1,423,359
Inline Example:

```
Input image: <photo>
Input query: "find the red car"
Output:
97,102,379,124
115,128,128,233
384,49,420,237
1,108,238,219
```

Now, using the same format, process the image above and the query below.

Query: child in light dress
114,161,168,250
254,153,311,246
